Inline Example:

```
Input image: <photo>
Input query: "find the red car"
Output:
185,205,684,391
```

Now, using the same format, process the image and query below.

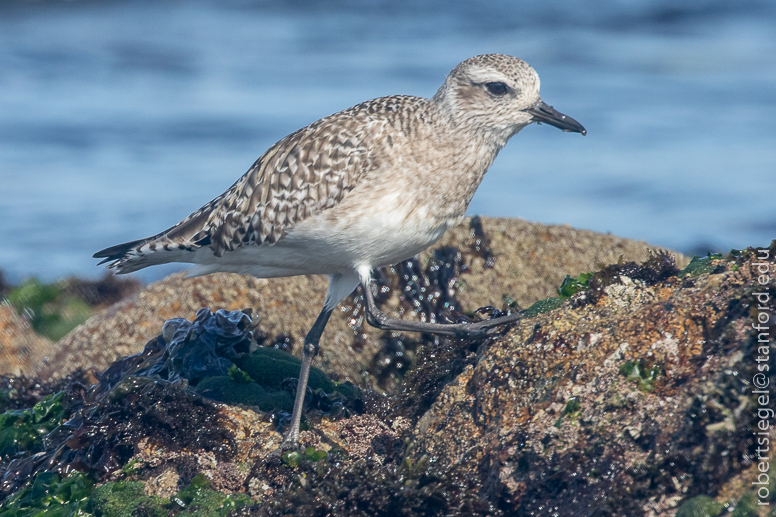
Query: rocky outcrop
38,217,676,386
406,248,774,516
0,305,57,376
6,220,769,517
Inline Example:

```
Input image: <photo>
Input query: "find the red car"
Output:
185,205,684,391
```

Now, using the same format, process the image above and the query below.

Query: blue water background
1,0,774,283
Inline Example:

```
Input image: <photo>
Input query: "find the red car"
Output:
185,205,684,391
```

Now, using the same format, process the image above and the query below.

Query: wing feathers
95,95,421,273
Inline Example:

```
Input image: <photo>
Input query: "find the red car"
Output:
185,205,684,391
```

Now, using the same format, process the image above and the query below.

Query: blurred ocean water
0,0,774,282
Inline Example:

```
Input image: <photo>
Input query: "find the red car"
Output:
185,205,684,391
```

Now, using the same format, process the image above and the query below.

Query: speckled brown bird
95,54,586,445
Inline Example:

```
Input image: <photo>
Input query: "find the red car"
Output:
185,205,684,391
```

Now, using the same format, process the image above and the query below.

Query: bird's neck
431,98,515,154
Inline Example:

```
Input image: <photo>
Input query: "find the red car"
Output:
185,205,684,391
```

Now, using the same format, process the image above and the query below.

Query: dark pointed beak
525,100,586,136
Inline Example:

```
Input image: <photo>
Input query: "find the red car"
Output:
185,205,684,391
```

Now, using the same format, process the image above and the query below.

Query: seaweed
674,495,723,517
196,345,361,416
524,297,565,317
246,448,499,517
92,308,257,399
468,215,495,269
0,371,92,415
0,307,365,499
0,471,93,517
87,474,251,517
619,359,664,392
553,397,582,428
87,480,167,517
557,272,593,298
0,379,234,498
169,474,251,516
0,392,67,458
679,253,726,278
573,250,679,307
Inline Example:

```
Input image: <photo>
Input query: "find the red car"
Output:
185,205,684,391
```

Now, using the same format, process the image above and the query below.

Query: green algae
227,364,254,384
6,279,93,341
619,359,664,392
0,471,250,517
170,474,251,517
282,447,328,468
553,397,582,428
87,475,250,517
521,270,597,318
679,253,725,278
87,480,166,517
729,491,759,517
558,272,593,298
196,376,294,412
524,297,565,318
234,348,334,393
0,391,67,457
0,472,93,517
674,495,723,517
195,346,353,412
4,274,139,342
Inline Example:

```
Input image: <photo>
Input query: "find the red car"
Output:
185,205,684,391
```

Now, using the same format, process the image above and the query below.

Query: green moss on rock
7,279,94,341
171,474,251,517
729,491,759,517
87,480,167,517
674,495,724,517
87,475,250,517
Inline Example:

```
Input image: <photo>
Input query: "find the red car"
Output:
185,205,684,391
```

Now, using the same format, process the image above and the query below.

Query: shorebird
94,54,585,446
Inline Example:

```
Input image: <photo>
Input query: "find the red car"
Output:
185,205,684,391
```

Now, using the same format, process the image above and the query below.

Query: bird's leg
282,306,333,446
361,278,525,339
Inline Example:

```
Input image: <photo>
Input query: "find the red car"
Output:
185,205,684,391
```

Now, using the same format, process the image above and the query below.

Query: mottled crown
433,54,542,141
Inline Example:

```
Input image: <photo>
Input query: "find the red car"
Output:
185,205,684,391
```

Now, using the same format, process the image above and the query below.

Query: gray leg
282,306,333,446
361,278,524,339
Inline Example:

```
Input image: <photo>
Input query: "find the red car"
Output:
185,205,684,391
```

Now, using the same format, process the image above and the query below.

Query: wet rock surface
405,246,776,516
1,220,771,517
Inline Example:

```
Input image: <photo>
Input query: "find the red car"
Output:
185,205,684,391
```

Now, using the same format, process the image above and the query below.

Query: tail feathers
93,235,200,274
93,238,150,264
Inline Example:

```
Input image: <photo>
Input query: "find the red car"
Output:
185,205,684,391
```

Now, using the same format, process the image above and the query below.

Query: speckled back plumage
94,54,556,276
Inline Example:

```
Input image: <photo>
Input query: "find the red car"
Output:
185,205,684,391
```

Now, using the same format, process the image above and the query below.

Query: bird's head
433,54,586,145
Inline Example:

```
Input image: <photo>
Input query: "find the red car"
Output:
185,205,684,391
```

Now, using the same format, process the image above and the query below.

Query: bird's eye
485,82,509,96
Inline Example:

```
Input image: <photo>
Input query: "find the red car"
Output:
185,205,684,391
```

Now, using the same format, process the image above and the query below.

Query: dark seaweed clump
383,334,486,424
468,215,495,269
571,250,680,307
391,246,470,325
92,307,257,396
0,371,92,415
355,220,505,388
0,378,231,498
342,245,472,389
0,309,360,500
91,307,360,417
245,449,501,517
518,251,680,315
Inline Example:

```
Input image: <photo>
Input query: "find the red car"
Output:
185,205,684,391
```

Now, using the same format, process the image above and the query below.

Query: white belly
187,201,459,279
